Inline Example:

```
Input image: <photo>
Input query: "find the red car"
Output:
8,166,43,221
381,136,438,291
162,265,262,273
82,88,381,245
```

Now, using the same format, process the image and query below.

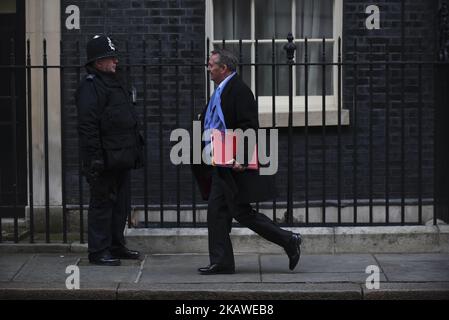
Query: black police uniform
75,36,144,263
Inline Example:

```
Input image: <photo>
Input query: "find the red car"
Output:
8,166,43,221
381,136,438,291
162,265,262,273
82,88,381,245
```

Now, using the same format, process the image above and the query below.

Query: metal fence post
435,2,449,224
26,39,34,243
43,39,50,242
9,38,19,243
284,33,296,225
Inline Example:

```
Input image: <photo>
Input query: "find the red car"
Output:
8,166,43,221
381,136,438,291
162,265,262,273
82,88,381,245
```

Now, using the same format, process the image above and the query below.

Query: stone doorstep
0,225,447,254
124,225,448,254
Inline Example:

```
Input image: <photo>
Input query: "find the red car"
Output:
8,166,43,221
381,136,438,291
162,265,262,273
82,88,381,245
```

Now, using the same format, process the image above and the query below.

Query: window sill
259,107,350,128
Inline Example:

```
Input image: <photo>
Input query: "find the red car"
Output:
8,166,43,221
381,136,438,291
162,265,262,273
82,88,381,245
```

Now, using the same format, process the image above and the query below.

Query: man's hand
232,160,246,172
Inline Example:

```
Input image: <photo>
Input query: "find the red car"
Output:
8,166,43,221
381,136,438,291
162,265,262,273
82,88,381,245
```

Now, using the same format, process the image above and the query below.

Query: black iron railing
0,18,448,243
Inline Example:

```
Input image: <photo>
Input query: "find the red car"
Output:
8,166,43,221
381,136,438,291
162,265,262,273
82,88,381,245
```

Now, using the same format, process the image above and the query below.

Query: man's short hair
211,49,238,72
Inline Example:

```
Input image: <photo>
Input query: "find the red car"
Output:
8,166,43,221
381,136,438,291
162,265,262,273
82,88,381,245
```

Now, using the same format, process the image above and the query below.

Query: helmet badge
107,37,116,51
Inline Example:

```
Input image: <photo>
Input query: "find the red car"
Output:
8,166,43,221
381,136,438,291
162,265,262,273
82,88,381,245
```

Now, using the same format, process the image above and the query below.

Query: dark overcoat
192,75,277,204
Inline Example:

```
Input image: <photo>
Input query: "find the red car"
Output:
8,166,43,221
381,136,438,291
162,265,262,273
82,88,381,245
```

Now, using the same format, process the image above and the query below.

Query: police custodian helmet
85,34,118,65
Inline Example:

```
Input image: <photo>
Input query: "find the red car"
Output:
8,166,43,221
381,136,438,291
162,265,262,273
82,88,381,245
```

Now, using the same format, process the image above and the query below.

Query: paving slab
375,254,449,282
261,254,379,273
262,272,387,283
0,254,33,281
12,254,80,283
77,257,142,284
260,254,387,283
139,254,260,283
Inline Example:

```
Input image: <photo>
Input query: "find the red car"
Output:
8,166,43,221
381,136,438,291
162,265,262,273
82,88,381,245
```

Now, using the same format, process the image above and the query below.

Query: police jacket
76,65,144,172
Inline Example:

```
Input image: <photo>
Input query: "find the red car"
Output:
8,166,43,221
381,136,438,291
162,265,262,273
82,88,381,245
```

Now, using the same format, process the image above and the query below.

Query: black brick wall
61,0,207,207
60,0,439,209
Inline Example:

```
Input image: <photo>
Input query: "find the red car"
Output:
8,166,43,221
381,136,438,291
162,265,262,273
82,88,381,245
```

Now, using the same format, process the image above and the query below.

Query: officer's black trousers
207,168,292,267
87,169,130,257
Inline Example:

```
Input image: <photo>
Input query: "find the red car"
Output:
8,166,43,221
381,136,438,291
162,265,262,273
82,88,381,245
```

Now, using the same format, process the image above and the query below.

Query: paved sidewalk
1,252,449,300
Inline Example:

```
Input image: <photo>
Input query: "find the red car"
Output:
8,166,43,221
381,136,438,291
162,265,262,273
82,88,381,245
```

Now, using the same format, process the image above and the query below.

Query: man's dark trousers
87,169,130,258
208,167,292,267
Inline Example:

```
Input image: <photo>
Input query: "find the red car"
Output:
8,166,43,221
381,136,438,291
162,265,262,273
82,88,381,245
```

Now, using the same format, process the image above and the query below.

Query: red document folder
210,130,259,170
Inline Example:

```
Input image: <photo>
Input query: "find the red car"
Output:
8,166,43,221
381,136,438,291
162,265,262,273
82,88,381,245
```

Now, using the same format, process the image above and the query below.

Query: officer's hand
87,159,104,184
90,159,105,173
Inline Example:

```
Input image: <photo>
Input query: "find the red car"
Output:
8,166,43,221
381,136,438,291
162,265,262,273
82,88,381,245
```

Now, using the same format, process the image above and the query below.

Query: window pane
256,0,291,39
256,44,289,96
296,42,334,96
296,0,333,39
212,43,251,89
214,0,251,40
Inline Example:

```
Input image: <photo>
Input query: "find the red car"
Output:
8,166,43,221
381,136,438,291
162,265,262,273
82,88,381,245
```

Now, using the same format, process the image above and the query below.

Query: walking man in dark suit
193,49,302,275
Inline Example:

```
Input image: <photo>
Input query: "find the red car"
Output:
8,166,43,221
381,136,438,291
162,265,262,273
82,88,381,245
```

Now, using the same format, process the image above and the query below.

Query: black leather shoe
89,254,121,266
111,247,141,260
198,264,235,275
285,233,302,270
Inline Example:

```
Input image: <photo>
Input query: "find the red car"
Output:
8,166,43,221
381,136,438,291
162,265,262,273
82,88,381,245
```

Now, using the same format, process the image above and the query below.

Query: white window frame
205,0,349,127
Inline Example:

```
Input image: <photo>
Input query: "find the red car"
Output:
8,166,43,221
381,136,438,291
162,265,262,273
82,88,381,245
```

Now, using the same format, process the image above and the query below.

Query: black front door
0,0,26,218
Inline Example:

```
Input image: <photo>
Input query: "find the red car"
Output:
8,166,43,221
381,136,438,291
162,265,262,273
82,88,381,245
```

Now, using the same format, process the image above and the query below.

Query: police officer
76,35,144,266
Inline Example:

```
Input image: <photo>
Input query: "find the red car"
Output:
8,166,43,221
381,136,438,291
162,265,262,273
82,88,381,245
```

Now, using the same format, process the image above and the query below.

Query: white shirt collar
218,72,236,91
